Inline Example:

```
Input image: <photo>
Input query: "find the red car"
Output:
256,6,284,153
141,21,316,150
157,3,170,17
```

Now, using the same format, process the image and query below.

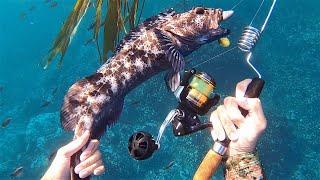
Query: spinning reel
128,69,220,160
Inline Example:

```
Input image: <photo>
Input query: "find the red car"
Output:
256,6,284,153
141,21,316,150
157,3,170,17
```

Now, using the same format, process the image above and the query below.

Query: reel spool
179,70,219,116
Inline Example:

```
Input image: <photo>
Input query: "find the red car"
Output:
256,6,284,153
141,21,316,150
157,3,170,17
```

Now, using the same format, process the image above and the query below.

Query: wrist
227,138,258,156
227,146,256,156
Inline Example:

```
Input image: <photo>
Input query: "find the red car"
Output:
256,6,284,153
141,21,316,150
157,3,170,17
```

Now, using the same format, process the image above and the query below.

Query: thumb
59,130,90,157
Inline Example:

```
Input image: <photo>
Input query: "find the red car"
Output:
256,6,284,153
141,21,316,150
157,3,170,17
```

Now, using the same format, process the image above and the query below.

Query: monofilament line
192,46,237,68
231,0,246,10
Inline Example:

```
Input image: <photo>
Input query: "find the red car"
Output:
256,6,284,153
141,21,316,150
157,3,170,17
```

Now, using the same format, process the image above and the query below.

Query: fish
52,86,58,95
164,160,175,170
10,166,23,177
129,100,140,107
44,0,52,3
50,1,58,8
1,117,11,128
84,38,95,46
0,85,3,92
60,7,233,178
48,150,58,162
40,100,51,108
29,5,36,12
87,20,105,31
19,12,27,20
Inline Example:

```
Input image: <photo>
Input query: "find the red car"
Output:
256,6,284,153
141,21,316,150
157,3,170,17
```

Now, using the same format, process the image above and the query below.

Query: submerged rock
24,112,70,177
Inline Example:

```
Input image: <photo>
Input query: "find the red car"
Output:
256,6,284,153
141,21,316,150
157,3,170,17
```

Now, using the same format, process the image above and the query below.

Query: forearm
223,152,264,180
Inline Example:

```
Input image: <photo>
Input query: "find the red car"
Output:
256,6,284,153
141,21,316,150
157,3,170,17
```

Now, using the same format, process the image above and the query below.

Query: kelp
128,0,139,30
94,0,103,62
102,0,121,60
44,0,90,69
44,0,145,68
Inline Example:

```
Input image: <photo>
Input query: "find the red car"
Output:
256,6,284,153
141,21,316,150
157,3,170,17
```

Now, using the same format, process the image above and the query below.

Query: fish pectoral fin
155,29,185,92
154,28,185,72
165,71,181,92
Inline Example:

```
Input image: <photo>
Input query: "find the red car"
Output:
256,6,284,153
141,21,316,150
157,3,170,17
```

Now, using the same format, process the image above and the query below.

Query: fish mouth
209,27,230,41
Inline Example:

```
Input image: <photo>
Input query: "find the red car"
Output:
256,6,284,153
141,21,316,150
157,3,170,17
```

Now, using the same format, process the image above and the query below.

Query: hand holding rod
193,78,264,180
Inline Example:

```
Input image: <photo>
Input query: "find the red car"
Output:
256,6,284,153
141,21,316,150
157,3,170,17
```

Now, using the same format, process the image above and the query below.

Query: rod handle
239,77,265,116
193,78,265,180
193,149,223,180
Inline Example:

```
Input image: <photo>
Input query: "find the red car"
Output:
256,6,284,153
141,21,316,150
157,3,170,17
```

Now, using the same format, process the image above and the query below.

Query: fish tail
61,73,125,179
69,98,124,180
70,141,91,180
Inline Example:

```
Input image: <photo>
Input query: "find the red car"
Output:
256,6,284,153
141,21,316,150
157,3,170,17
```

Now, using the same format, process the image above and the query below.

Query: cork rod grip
193,149,223,180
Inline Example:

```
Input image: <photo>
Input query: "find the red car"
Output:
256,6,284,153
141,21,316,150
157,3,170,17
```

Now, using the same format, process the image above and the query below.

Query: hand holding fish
42,131,105,180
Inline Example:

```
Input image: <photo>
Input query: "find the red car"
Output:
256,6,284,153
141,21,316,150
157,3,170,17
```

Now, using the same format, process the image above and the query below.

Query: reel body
128,69,219,160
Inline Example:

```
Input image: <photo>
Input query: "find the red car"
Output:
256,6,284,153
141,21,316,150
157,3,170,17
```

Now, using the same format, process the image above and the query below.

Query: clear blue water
0,0,319,179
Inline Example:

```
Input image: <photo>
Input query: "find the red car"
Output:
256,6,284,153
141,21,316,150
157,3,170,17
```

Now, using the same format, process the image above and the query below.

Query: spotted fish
61,6,233,178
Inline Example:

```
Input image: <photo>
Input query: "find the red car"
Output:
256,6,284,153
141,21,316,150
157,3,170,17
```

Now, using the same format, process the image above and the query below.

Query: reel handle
193,78,264,180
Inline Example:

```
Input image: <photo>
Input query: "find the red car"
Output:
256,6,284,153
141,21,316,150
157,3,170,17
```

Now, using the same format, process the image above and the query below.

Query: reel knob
128,131,158,160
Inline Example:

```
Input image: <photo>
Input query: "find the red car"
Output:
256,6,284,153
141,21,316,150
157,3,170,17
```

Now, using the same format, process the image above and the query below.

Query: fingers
217,106,238,141
80,139,99,161
79,160,104,178
224,97,245,128
93,165,105,176
236,97,262,113
210,110,225,141
236,97,267,132
235,79,252,98
75,150,103,176
58,130,90,157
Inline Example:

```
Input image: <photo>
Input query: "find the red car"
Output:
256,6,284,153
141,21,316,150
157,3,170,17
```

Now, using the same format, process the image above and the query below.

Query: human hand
210,79,267,156
42,130,105,179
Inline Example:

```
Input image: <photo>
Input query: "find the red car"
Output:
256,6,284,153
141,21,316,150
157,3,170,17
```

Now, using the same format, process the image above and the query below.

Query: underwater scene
0,0,319,179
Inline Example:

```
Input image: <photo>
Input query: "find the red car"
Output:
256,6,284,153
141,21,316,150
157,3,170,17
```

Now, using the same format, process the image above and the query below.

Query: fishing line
231,0,246,10
192,46,237,68
250,0,265,25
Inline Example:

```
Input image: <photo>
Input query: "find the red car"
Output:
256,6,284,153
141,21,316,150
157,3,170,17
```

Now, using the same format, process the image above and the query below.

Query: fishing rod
194,0,277,179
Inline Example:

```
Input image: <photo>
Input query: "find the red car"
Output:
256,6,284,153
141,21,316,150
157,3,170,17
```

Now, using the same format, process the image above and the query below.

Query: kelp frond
102,0,145,61
129,0,139,29
44,0,90,69
94,0,103,62
44,0,146,68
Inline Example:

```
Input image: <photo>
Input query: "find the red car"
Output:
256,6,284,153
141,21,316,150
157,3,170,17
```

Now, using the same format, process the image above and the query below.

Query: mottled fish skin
61,7,230,139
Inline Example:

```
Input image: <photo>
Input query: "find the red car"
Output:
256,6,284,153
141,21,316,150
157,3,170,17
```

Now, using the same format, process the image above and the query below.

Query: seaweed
94,0,103,62
44,0,90,69
44,0,146,68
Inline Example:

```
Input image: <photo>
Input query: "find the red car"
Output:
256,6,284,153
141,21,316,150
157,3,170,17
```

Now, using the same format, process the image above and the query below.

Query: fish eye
195,7,205,15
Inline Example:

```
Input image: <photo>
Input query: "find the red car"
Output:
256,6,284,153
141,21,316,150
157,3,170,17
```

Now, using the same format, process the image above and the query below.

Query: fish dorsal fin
115,9,176,53
154,29,185,91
